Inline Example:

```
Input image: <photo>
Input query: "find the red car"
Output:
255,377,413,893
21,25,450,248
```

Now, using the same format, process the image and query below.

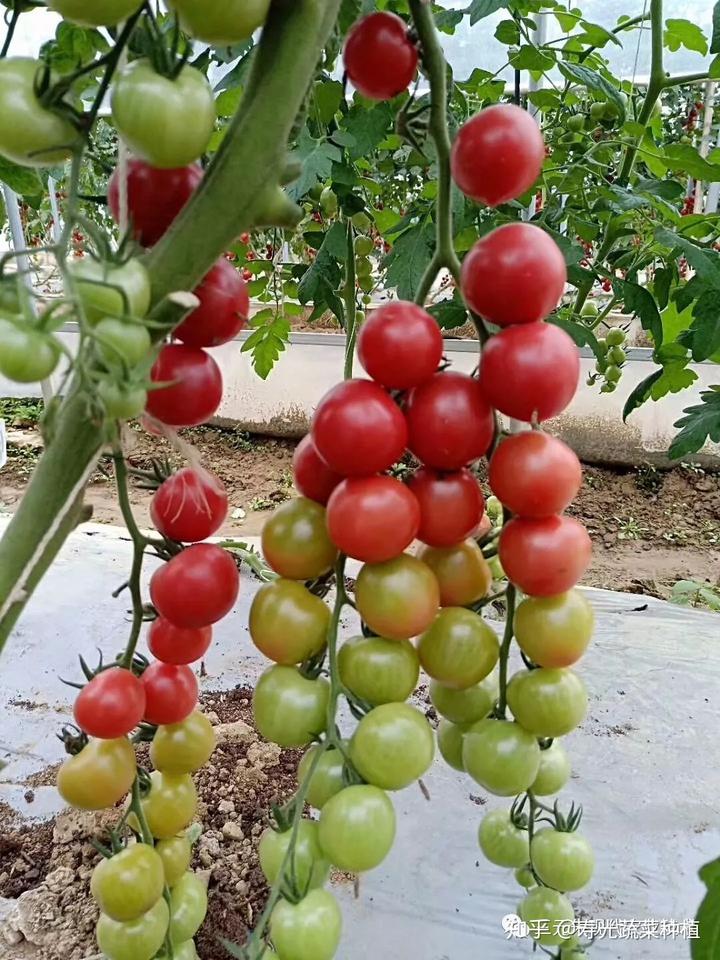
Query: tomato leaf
621,280,663,346
468,0,509,24
712,0,720,54
550,316,603,360
427,296,468,330
383,222,435,301
690,290,720,361
559,62,626,121
0,157,42,197
343,102,394,160
622,370,664,421
663,18,708,55
241,311,291,380
510,45,556,72
669,389,720,459
656,228,720,284
287,129,341,199
662,144,720,181
694,872,720,959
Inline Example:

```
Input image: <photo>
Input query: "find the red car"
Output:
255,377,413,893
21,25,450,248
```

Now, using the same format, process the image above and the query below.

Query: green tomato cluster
588,325,627,393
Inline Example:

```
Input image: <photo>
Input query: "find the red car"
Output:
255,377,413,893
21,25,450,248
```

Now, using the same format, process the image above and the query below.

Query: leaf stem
113,447,149,668
0,1,21,59
343,221,357,380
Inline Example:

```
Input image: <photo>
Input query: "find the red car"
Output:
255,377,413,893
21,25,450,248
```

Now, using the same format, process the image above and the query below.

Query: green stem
129,777,154,845
496,584,516,717
325,557,348,738
113,449,149,668
0,2,21,58
343,222,357,380
662,71,712,88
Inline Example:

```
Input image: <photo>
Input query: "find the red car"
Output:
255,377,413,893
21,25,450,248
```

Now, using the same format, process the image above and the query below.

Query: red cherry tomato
326,476,420,563
150,543,239,628
311,379,407,476
451,104,545,207
489,432,581,517
140,661,198,725
148,619,212,665
145,345,223,427
173,258,249,348
357,301,443,390
73,668,146,739
407,467,485,548
343,12,418,101
461,224,566,326
479,323,579,423
405,372,494,470
108,159,202,247
499,516,592,596
293,435,342,505
150,467,228,543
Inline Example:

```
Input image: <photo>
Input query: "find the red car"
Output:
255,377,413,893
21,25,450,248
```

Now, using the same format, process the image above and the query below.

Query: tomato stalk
343,223,357,380
0,1,22,59
495,583,516,717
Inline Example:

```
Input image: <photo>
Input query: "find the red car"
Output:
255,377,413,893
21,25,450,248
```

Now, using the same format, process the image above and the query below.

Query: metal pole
693,80,716,213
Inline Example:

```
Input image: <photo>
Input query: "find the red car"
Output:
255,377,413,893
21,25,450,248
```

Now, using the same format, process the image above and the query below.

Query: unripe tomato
357,301,443,389
174,258,249,348
532,742,571,795
326,475,420,563
507,667,587,737
159,941,198,960
0,321,60,383
150,543,240,629
338,634,419,705
49,0,143,26
430,673,498,725
108,160,202,248
590,101,608,120
343,12,418,101
462,719,540,796
141,662,198,725
145,345,223,428
349,703,434,791
318,784,396,872
515,865,536,889
95,317,152,367
297,744,345,810
567,114,585,132
96,897,169,960
249,579,329,665
531,828,595,892
292,435,342,505
72,257,152,325
489,432,582,517
150,467,228,543
499,516,592,596
91,844,165,921
168,872,208,944
408,467,485,548
270,888,342,960
515,590,594,667
352,211,373,232
74,668,145,739
319,186,338,217
418,607,499,689
419,540,492,607
354,235,374,257
166,0,270,44
606,327,626,346
156,835,192,888
140,772,197,839
478,809,529,868
261,497,338,580
607,345,626,365
605,363,622,383
519,887,574,946
150,711,215,774
57,738,136,810
259,820,330,892
253,665,330,747
148,619,212,666
437,719,466,771
99,382,147,421
355,555,440,640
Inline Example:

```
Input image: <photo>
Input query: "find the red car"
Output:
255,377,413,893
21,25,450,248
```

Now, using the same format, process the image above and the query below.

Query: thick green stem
113,449,148,668
496,584,517,717
343,223,357,380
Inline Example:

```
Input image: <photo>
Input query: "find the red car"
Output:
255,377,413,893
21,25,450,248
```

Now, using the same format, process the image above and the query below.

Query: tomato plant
140,771,198,839
259,820,330,892
150,710,215,774
436,719,466,772
95,317,152,368
168,872,208,944
532,742,572,796
338,634,419,706
156,835,192,888
531,828,595,892
261,497,338,580
297,744,346,811
418,608,498,689
355,554,440,641
478,809,529,868
269,888,342,960
96,897,170,960
507,667,588,738
48,0,143,26
462,719,540,796
514,591,594,668
519,887,575,946
349,702,434,791
418,540,492,607
72,257,152,325
150,467,228,543
73,667,145,739
167,0,271,45
0,320,60,383
430,673,498,726
253,665,330,748
57,738,136,810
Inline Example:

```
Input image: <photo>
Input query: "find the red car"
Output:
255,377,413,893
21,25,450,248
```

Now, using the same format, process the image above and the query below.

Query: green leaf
577,20,623,48
427,298,468,330
312,80,344,125
495,19,520,44
297,222,345,311
664,18,708,55
700,858,720,889
550,316,603,359
342,102,394,160
669,389,720,459
691,291,720,361
559,62,626,121
240,311,291,380
653,266,673,310
712,2,720,54
662,144,720,181
634,178,684,202
662,298,694,340
0,157,43,196
435,9,464,31
528,88,561,109
656,228,720,284
510,45,556,72
622,280,663,346
287,128,341,199
468,0,508,24
622,370,664,421
383,222,435,300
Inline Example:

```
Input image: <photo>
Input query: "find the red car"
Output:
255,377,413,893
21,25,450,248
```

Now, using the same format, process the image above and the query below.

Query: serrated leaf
622,370,664,421
383,222,434,300
240,312,291,380
468,0,508,24
664,18,708,55
559,62,626,121
297,222,344,307
495,19,520,44
342,102,394,160
670,389,720,459
622,280,663,346
287,128,341,200
690,291,720,361
510,45,556,72
0,157,43,197
312,80,344,125
650,363,697,400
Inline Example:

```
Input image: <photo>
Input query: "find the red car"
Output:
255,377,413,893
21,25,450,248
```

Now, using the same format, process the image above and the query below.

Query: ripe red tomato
150,467,228,543
145,345,223,428
74,668,145,739
343,12,418,101
407,467,484,547
326,476,420,563
311,379,407,476
150,544,240,628
479,322,580,423
461,224,566,326
489,432,581,517
499,516,592,596
108,159,202,247
292,435,342,505
451,104,545,207
357,301,443,389
147,619,212,665
405,372,494,469
173,258,249,348
140,661,198,725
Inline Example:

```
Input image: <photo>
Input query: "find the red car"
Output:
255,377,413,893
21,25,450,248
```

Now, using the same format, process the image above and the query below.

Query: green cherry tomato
158,942,198,960
57,737,136,810
156,835,192,888
91,843,165,921
488,555,505,581
261,498,338,580
515,865,536,889
270,888,342,960
169,872,208,944
98,381,148,421
48,0,143,26
250,579,330,665
253,665,330,747
355,256,373,279
297,744,346,810
111,60,215,168
514,590,594,668
259,820,330,893
354,236,374,257
429,672,498,725
567,114,585,132
607,345,626,365
141,771,198,839
605,363,622,383
338,634,419,705
318,784,395,873
478,809,529,868
167,0,271,45
418,607,499,690
532,742,572,796
355,555,440,640
606,327,626,346
507,668,587,738
463,719,540,797
590,101,607,121
150,711,216,774
358,274,374,294
349,703,434,791
320,186,339,217
531,828,595,892
418,541,492,607
95,317,152,367
580,300,598,318
436,719,466,772
0,319,60,383
96,897,170,960
519,886,575,946
72,257,152,325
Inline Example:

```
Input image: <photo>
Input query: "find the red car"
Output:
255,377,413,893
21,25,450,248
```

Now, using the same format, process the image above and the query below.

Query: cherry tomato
532,742,571,796
156,835,192,888
145,344,223,427
174,258,249,348
148,619,212,665
408,467,484,548
462,719,540,796
49,0,143,25
355,555,439,640
349,703,434,791
108,159,202,247
139,661,197,726
259,820,330,892
357,301,443,389
95,317,152,367
489,432,581,517
418,607,499,689
166,0,270,44
430,673,498,725
499,516,592,596
507,667,587,737
91,844,165,921
531,828,594,892
96,897,170,960
437,719,466,771
72,257,152,325
519,887,575,946
262,497,337,580
451,104,545,206
270,889,342,960
158,941,198,960
57,738,136,810
338,634,419,705
141,771,197,839
253,665,330,747
249,579,329,665
292,436,342,505
514,591,594,667
418,540,492,607
168,872,207,944
74,668,145,739
318,784,396,872
297,744,346,810
0,320,60,383
150,711,215,774
515,865,536,889
479,322,580,423
326,476,420,563
150,543,239,628
405,372,494,469
99,381,147,420
311,379,407,476
478,809,529,868
343,12,418,101
150,467,228,543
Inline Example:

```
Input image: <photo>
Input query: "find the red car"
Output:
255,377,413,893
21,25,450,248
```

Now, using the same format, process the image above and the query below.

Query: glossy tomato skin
150,543,239,628
150,710,215,774
478,809,529,868
326,475,420,563
156,835,192,887
0,320,60,383
338,634,419,705
489,432,582,517
174,259,249,348
531,828,595,892
253,665,330,747
311,379,407,476
462,719,540,796
507,667,587,738
168,872,207,944
91,844,165,921
405,372,494,470
515,591,594,668
141,662,198,725
349,703,434,791
355,555,440,640
262,498,338,580
141,771,197,839
318,784,396,872
357,301,443,389
437,719,466,771
298,744,346,810
532,742,572,796
499,516,592,596
99,382,148,421
145,345,223,428
108,159,202,247
292,436,342,505
270,888,342,960
148,619,212,665
479,322,580,423
95,317,151,367
249,579,329,665
96,897,170,960
451,104,545,207
430,673,498,725
74,668,145,739
462,223,566,326
343,12,418,101
408,467,484,548
259,820,330,892
166,0,270,45
49,0,144,26
72,257,151,324
418,607,499,689
150,467,228,543
57,738,136,810
419,540,492,607
519,887,574,946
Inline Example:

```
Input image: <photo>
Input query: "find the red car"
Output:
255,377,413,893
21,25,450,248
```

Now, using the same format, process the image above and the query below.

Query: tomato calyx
57,723,89,756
